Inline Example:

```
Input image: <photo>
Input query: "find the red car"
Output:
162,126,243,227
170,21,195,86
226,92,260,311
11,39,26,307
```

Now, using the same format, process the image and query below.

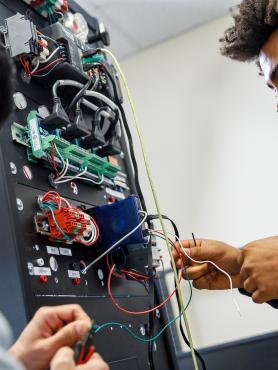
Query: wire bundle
38,191,99,246
50,144,104,186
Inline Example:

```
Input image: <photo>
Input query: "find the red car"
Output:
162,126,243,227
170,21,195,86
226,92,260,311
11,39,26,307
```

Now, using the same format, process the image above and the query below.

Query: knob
39,275,48,284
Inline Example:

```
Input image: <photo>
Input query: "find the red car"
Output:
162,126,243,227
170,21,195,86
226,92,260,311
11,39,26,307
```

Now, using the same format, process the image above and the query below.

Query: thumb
46,320,90,352
50,347,75,370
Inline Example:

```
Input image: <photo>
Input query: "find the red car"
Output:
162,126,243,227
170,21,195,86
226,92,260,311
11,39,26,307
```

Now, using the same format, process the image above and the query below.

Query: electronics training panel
0,1,178,369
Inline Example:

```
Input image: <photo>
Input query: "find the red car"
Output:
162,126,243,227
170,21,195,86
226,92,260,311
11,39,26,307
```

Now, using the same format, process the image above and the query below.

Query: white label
59,248,72,256
46,246,59,255
68,270,80,278
29,118,41,152
106,187,125,199
33,267,51,276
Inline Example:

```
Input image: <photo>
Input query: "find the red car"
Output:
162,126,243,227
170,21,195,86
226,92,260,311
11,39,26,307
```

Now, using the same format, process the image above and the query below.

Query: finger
35,305,91,333
50,347,75,370
240,266,250,284
183,264,211,280
252,289,266,304
45,320,90,351
77,353,109,370
243,278,257,293
181,246,213,263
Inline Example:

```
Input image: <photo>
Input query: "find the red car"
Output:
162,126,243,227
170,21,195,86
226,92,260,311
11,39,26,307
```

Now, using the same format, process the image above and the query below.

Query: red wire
19,55,30,77
31,58,64,75
106,255,124,279
83,346,95,363
120,269,150,280
107,264,182,315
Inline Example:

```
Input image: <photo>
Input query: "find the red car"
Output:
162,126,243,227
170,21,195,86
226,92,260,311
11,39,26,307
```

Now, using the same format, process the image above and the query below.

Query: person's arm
173,237,278,305
238,236,278,304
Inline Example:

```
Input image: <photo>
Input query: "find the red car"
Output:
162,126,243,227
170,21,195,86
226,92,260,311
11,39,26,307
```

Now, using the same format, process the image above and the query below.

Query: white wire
73,175,104,185
54,167,88,184
82,211,148,274
52,145,104,186
40,47,60,64
151,229,242,317
31,60,40,74
53,144,68,181
54,158,69,181
79,218,98,244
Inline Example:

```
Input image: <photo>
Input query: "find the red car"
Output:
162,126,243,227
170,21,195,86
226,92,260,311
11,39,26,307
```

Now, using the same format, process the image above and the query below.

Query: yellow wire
100,48,199,370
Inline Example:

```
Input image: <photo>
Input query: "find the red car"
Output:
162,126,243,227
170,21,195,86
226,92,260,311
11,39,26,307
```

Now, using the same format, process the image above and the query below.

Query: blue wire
94,270,192,343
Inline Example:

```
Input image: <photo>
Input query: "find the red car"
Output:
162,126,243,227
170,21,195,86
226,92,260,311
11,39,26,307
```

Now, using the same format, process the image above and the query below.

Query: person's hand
9,305,91,370
239,236,278,303
50,347,109,370
172,239,242,290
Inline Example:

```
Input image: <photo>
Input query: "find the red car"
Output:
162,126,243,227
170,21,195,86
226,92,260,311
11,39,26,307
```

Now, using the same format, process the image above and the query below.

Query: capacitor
13,92,27,110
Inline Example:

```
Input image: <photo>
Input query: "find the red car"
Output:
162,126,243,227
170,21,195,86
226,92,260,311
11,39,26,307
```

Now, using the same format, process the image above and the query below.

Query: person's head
0,41,15,126
220,0,278,110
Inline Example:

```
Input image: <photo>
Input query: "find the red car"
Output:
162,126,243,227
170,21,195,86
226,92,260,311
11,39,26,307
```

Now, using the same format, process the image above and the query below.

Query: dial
13,92,27,110
38,105,50,119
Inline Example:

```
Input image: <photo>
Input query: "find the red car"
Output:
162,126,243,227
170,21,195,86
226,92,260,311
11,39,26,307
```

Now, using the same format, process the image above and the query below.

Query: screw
16,198,24,211
10,162,17,175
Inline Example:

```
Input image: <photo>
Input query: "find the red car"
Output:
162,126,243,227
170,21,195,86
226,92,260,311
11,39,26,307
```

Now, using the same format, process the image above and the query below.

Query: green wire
94,269,192,343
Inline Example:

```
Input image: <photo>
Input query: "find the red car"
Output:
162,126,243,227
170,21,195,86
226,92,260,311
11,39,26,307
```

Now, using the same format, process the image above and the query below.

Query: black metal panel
0,1,178,369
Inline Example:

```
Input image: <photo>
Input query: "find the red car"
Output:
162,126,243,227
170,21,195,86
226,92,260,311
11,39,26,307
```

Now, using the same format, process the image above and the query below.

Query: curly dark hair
220,0,278,62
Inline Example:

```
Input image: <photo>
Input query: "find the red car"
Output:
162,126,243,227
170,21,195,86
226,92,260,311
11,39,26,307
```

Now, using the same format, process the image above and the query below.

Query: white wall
121,15,278,350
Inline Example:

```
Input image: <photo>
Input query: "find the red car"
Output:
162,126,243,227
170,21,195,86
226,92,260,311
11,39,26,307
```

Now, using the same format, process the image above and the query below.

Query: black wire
100,62,155,368
66,75,98,113
150,214,207,370
99,63,148,213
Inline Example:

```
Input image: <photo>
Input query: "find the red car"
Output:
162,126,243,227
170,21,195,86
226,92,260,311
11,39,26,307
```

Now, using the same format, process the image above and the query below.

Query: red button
108,196,116,203
73,277,80,285
40,275,48,284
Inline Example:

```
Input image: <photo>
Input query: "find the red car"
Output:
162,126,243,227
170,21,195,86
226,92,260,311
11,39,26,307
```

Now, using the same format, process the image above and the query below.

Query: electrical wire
153,227,207,370
53,166,88,184
37,31,60,47
155,217,206,370
107,264,182,315
151,229,242,316
94,268,192,343
99,63,147,213
40,47,61,64
31,58,64,75
81,211,148,274
32,62,62,78
100,48,199,370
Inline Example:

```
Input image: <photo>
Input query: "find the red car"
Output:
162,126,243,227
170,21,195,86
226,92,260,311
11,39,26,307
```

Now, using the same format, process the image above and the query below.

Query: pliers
74,324,96,365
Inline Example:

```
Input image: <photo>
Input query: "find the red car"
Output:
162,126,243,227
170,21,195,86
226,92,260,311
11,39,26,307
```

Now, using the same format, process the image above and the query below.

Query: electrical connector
42,97,70,130
63,107,90,139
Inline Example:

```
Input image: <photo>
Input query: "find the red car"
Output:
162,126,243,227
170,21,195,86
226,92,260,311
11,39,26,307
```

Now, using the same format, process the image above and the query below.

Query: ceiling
75,0,239,60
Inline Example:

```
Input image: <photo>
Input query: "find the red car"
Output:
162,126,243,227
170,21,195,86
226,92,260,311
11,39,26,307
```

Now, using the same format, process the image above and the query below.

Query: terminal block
11,111,121,183
35,194,98,245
